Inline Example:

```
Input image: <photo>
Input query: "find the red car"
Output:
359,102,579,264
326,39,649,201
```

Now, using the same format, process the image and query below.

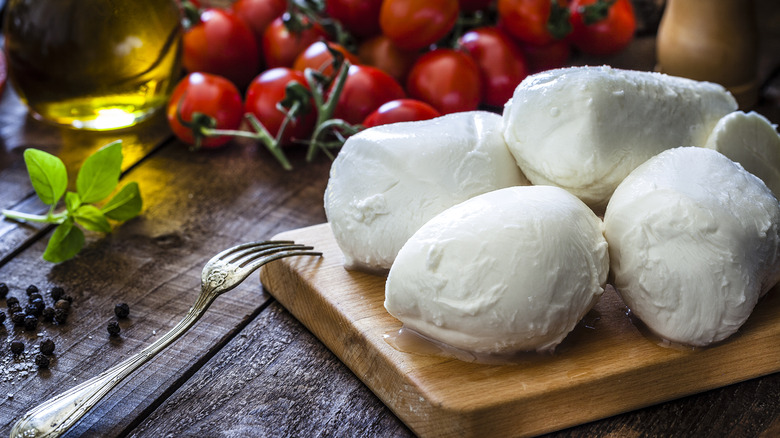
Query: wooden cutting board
259,223,780,438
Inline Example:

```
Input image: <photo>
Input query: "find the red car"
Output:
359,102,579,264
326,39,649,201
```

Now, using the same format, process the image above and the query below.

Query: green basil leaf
76,140,123,204
101,182,142,221
43,220,85,263
65,191,81,215
74,205,111,233
24,149,68,206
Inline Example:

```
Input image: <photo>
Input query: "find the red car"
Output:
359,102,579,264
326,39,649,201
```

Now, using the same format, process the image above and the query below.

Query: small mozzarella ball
604,147,780,346
385,186,609,354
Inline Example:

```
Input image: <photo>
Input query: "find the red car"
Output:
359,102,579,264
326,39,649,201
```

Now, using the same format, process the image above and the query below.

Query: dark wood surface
1,13,780,438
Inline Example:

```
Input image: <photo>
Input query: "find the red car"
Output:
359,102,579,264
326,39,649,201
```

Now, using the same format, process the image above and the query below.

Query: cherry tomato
357,35,419,84
362,99,441,128
459,0,495,12
231,0,286,51
293,41,360,78
406,49,482,115
262,14,327,69
167,73,244,148
245,68,317,146
459,27,528,108
569,0,636,56
497,0,569,46
326,0,383,39
333,65,406,125
520,39,572,73
379,0,459,51
182,8,260,89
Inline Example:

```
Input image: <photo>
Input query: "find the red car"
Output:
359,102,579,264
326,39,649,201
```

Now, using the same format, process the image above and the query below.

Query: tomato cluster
167,0,636,166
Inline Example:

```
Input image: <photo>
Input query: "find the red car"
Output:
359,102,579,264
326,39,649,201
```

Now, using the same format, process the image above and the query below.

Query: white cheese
502,66,737,212
704,110,780,198
324,111,528,273
604,147,780,347
384,186,609,354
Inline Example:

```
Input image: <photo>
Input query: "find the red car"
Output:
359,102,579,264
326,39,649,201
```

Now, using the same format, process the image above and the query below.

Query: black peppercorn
49,286,64,302
107,321,121,336
54,308,68,324
26,285,39,296
114,303,130,319
41,307,55,322
10,340,24,355
11,312,26,326
0,311,5,324
39,338,55,355
0,283,8,298
34,353,50,368
25,302,44,317
60,295,73,304
54,299,70,312
6,296,19,307
24,314,38,331
8,303,22,315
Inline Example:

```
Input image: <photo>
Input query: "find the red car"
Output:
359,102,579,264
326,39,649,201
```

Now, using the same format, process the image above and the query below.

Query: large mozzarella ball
324,111,528,273
604,147,780,346
384,186,609,354
502,66,737,212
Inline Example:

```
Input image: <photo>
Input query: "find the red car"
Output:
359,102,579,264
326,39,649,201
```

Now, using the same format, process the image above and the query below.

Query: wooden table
1,26,780,438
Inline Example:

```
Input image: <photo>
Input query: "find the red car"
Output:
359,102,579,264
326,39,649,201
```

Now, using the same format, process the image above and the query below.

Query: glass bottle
3,0,183,130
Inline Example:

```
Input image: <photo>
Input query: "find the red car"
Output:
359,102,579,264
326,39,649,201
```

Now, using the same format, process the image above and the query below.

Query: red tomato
245,68,317,146
362,99,441,128
293,41,360,77
182,8,260,89
406,49,482,114
520,39,571,73
459,0,495,12
326,0,383,39
262,14,327,69
569,0,636,56
379,0,459,51
497,0,569,46
231,0,286,51
333,65,406,125
459,27,528,108
357,35,419,84
167,73,244,148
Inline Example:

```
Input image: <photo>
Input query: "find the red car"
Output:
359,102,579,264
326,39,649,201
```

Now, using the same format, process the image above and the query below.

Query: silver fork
10,241,321,438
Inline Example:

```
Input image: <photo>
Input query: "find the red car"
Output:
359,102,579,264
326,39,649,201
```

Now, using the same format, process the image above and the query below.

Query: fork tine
211,240,293,263
225,243,311,265
240,248,322,274
230,244,314,267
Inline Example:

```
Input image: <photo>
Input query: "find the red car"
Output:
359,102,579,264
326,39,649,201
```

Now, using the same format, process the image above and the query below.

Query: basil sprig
2,140,143,263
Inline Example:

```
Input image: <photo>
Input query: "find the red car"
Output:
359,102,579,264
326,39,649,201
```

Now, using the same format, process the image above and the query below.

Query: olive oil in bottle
3,0,183,130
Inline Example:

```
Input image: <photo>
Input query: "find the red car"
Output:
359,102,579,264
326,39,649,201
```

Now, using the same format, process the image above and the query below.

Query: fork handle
10,292,217,438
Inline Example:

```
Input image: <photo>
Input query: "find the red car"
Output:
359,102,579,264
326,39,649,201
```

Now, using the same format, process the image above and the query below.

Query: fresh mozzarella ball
604,147,780,347
704,111,780,198
324,111,529,273
384,186,609,354
502,66,737,212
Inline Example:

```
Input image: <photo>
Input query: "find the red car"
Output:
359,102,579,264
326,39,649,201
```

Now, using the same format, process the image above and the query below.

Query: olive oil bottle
3,0,182,130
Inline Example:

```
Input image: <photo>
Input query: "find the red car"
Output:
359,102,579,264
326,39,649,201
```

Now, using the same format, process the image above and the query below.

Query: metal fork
10,241,321,438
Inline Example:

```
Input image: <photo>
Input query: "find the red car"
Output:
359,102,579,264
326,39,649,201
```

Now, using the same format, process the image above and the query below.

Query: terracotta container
656,0,759,108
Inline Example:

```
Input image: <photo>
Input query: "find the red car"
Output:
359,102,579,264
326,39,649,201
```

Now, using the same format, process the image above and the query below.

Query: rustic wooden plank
258,223,780,437
0,135,331,437
127,300,413,438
